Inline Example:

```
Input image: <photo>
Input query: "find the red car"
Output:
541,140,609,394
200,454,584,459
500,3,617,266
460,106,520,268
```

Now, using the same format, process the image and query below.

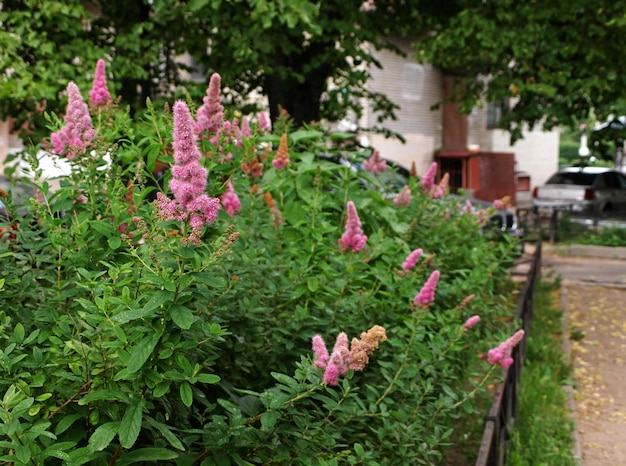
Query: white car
532,166,626,216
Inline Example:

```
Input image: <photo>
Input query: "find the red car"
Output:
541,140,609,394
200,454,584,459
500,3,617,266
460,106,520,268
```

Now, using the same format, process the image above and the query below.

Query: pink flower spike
487,329,525,368
328,332,350,377
154,101,221,243
312,335,329,369
363,150,387,175
432,172,449,199
241,116,252,138
89,59,112,106
50,82,96,159
402,248,423,272
420,162,438,194
463,315,480,331
500,358,514,369
258,111,271,132
221,181,241,217
338,201,368,253
323,363,340,386
413,270,440,307
195,73,224,135
394,185,412,207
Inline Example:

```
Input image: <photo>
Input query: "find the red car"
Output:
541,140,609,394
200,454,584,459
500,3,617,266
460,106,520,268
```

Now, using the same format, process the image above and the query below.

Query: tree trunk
263,41,333,127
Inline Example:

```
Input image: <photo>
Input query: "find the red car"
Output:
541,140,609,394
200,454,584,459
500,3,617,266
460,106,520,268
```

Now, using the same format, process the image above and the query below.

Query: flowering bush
0,62,524,464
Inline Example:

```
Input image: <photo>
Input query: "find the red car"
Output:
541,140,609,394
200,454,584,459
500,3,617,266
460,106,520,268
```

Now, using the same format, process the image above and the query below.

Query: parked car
532,166,626,217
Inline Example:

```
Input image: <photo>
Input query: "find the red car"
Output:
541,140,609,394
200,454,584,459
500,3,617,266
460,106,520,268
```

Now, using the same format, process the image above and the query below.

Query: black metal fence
475,240,542,466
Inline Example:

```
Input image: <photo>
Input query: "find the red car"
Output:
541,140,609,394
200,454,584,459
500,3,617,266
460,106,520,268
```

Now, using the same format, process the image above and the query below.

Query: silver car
532,166,626,216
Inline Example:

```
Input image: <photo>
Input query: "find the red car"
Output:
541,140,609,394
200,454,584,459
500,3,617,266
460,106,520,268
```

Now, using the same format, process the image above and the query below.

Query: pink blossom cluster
432,173,449,199
258,111,271,132
241,116,252,139
420,162,438,194
402,248,423,272
155,101,221,245
220,181,241,217
394,185,412,207
487,329,525,369
463,315,480,331
413,270,440,307
363,150,387,175
89,59,112,106
312,326,387,386
195,73,224,136
50,82,96,159
338,201,367,253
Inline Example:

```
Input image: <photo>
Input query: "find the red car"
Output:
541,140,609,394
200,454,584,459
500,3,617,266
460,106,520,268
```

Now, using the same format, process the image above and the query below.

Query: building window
486,100,503,129
402,64,425,102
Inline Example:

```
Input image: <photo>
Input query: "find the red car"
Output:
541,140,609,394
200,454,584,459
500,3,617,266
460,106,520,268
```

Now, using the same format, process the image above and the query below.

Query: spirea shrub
0,63,524,465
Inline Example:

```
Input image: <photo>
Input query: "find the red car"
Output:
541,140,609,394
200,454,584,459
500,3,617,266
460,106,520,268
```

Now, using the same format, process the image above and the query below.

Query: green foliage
0,70,522,464
508,281,577,466
557,217,626,247
0,0,422,142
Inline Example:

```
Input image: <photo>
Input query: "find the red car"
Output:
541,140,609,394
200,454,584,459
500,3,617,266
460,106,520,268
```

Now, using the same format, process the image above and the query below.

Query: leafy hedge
0,62,523,465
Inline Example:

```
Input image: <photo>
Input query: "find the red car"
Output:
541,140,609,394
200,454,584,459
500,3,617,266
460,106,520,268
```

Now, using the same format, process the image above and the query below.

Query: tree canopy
416,0,626,143
0,0,423,142
3,0,626,146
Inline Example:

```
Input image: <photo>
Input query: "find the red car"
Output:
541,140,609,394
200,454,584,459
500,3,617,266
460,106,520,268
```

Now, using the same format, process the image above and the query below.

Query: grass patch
555,215,626,247
507,279,577,466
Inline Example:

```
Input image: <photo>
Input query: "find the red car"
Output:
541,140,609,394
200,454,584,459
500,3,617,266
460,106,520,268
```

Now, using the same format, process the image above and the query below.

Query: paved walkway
531,244,626,465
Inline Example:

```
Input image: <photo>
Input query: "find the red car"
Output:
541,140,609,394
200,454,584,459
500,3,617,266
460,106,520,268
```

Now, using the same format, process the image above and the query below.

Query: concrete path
519,244,626,466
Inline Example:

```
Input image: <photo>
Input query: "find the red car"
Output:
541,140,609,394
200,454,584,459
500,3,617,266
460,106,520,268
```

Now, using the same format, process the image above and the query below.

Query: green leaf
260,411,280,430
196,373,221,384
271,372,298,388
306,277,319,292
188,0,210,12
153,381,171,398
112,290,173,323
127,332,161,374
88,422,120,452
79,389,131,405
15,444,31,464
67,446,99,465
113,448,179,465
289,129,324,142
108,236,122,249
54,414,83,436
329,132,357,140
144,417,185,451
180,382,193,407
191,273,226,289
119,400,143,449
90,220,115,236
176,354,193,375
170,306,194,330
13,323,24,344
42,441,76,461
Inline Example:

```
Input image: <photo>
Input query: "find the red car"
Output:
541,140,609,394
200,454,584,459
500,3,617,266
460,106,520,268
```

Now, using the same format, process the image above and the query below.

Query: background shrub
0,66,522,465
